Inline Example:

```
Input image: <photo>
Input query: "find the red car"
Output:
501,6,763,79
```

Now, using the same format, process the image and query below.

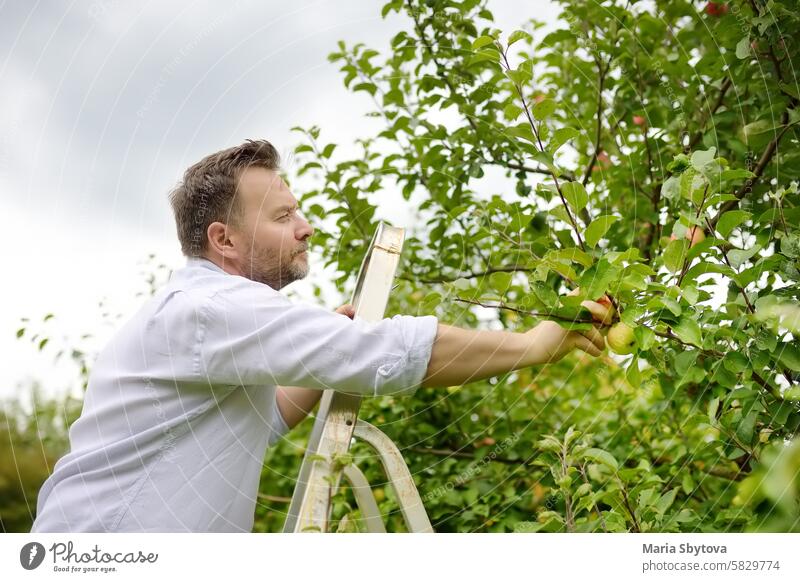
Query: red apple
670,226,706,247
570,287,615,325
592,151,611,172
705,2,729,17
686,225,706,247
633,115,646,127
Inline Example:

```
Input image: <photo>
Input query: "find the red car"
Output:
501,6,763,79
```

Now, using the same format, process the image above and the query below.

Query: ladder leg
353,420,434,533
341,464,387,533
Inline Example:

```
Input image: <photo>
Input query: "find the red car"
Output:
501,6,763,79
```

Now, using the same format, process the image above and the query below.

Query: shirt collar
186,256,227,274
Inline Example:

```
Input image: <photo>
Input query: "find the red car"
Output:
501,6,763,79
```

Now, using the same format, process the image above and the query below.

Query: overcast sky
1,0,562,401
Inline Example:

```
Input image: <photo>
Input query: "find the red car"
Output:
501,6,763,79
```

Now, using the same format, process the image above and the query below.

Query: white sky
2,0,563,401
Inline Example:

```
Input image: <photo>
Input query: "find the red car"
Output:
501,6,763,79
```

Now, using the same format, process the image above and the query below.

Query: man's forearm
276,385,322,430
420,323,541,388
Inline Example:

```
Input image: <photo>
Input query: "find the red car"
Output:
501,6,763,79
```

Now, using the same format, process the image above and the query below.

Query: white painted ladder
283,222,433,533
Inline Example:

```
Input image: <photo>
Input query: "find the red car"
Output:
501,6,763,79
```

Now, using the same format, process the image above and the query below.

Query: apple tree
259,0,800,532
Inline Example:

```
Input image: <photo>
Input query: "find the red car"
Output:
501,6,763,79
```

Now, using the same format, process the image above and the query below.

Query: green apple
606,322,636,354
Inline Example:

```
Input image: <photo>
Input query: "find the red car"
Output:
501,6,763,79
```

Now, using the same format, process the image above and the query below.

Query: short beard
242,246,308,290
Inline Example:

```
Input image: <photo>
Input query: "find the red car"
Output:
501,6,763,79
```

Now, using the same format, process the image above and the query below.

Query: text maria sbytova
643,543,727,556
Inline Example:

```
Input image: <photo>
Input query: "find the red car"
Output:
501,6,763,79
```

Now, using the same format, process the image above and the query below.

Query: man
31,139,606,533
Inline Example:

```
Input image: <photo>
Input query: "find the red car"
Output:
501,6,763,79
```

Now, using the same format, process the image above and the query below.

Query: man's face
232,167,314,290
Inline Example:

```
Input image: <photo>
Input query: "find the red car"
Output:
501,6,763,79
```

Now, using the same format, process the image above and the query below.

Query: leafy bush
0,385,81,532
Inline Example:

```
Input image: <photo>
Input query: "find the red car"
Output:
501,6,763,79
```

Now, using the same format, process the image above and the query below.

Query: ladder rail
283,222,413,533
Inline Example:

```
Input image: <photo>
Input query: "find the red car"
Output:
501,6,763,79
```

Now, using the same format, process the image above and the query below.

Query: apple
606,322,636,355
591,294,616,325
633,115,646,127
686,225,705,247
705,2,729,16
570,287,616,325
670,226,706,248
592,151,611,172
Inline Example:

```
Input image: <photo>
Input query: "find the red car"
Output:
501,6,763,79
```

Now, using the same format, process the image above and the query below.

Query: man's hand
422,285,611,388
524,319,605,364
521,289,609,364
334,303,355,319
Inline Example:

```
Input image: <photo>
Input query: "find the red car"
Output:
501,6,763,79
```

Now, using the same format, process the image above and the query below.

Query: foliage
284,0,800,532
0,385,81,532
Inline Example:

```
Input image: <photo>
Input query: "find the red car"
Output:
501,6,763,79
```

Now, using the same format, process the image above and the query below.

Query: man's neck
200,255,242,277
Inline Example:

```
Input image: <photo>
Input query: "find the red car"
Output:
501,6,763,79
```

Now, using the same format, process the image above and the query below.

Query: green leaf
654,488,678,516
663,239,688,273
577,259,619,300
489,271,513,294
690,147,716,172
662,176,681,202
634,326,656,350
545,248,593,268
532,98,556,120
560,181,588,213
321,143,337,159
741,119,775,137
507,30,532,46
775,342,800,372
736,37,751,59
736,411,757,445
530,281,558,307
583,448,619,471
728,245,760,269
672,316,702,347
626,356,641,388
716,210,751,238
507,68,532,85
472,35,497,50
352,82,377,96
549,127,580,153
652,296,682,316
721,168,754,182
585,215,619,247
708,397,720,424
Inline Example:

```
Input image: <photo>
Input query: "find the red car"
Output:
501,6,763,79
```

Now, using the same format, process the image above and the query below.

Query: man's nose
297,214,314,240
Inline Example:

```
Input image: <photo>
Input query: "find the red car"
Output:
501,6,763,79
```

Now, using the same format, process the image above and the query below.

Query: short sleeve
199,282,438,397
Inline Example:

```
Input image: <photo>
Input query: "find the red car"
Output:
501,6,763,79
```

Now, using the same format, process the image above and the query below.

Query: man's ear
206,221,242,261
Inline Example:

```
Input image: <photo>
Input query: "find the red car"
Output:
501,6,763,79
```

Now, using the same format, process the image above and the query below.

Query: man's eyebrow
273,204,299,214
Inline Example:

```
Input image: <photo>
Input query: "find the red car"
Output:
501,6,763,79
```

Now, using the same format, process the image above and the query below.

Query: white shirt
31,257,438,532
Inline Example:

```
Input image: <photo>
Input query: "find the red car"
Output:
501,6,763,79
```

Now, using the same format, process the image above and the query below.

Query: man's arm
276,314,607,430
274,302,356,431
420,320,605,388
276,385,322,430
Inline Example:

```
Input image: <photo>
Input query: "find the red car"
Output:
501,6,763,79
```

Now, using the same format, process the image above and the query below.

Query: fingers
335,304,356,319
581,299,614,326
573,334,603,357
578,326,606,352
